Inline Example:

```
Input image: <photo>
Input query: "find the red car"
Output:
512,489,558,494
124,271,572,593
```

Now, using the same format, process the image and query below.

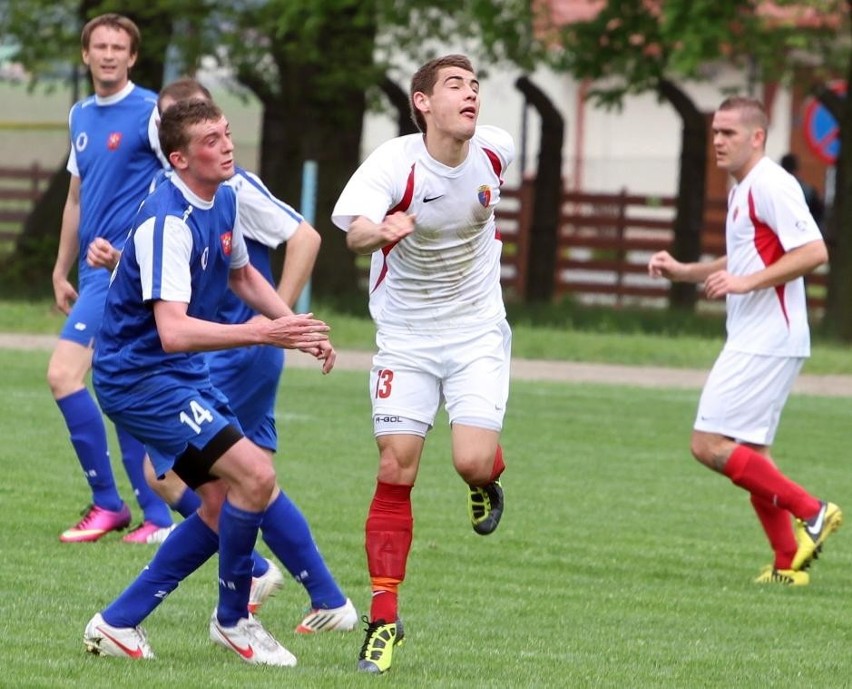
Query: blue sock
252,553,269,578
168,488,266,577
171,487,202,518
261,491,346,609
117,428,172,527
56,388,122,512
102,513,218,627
217,500,263,627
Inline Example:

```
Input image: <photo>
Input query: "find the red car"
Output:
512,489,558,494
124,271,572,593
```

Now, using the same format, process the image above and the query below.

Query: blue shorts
59,271,110,347
207,345,283,451
94,372,243,477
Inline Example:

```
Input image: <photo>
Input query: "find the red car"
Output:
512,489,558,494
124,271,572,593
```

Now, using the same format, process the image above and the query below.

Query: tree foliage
1,0,544,298
548,0,848,317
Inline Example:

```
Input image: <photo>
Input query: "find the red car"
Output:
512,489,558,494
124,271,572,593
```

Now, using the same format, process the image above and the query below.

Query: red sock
489,445,505,482
365,481,413,623
750,494,798,570
724,445,820,520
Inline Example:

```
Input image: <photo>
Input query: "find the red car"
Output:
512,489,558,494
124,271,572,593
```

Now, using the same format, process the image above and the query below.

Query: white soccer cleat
248,558,285,614
209,610,297,666
84,612,154,659
295,598,358,634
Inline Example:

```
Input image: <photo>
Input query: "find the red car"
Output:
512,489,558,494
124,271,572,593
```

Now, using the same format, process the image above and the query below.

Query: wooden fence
495,181,828,310
0,165,829,309
0,164,54,243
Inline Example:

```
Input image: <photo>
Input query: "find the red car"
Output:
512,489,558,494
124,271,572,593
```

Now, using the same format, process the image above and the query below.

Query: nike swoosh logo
423,195,444,203
215,624,255,659
807,507,825,536
98,626,143,659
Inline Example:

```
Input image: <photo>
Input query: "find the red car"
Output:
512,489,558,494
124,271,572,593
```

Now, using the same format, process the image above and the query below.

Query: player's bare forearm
345,213,415,255
229,263,293,319
648,251,726,283
53,176,82,282
740,239,828,292
278,221,321,307
153,300,330,353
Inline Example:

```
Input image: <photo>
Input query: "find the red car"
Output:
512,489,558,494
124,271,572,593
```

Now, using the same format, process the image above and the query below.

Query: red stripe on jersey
483,148,504,239
747,189,789,326
483,148,504,185
388,163,416,215
372,163,416,294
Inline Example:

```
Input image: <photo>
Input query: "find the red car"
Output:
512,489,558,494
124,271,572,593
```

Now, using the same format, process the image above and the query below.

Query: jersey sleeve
476,125,516,171
229,194,250,271
66,106,79,177
331,139,405,231
229,169,304,248
134,215,193,303
754,169,822,251
146,105,169,169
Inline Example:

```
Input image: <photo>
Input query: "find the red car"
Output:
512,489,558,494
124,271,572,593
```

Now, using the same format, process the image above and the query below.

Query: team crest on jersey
220,231,233,256
201,247,209,270
478,185,492,207
107,132,122,150
75,132,88,152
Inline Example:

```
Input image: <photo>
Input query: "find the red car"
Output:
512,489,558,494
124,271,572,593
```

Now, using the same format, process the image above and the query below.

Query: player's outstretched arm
229,263,294,320
345,212,415,255
648,251,726,284
153,300,330,353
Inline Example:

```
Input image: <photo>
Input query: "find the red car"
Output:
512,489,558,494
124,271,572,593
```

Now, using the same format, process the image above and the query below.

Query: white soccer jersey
332,125,515,332
225,166,303,248
723,156,823,357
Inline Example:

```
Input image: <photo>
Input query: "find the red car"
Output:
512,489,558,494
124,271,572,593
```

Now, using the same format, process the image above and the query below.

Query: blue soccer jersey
66,81,167,284
93,173,248,409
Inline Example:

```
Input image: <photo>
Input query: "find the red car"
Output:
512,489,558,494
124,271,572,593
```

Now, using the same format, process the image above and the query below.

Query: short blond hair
717,96,769,132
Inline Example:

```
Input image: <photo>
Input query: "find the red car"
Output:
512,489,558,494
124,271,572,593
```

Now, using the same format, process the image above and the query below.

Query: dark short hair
81,14,141,55
780,153,799,173
409,54,475,133
158,78,213,114
158,99,224,158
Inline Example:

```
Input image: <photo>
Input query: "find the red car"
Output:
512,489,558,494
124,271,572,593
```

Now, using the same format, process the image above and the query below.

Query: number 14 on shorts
179,399,214,433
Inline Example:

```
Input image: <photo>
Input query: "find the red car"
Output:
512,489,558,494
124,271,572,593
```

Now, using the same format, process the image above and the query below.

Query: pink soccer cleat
122,521,176,544
60,503,131,543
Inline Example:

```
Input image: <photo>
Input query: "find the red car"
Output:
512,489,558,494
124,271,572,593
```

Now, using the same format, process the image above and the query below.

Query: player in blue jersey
83,98,339,666
86,78,358,631
48,13,173,544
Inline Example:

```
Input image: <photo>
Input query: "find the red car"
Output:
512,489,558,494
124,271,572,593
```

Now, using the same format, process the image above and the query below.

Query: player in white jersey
648,96,842,586
47,14,173,544
332,54,513,674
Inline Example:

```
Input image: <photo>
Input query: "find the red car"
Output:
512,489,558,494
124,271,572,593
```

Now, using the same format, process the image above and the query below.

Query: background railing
0,166,828,309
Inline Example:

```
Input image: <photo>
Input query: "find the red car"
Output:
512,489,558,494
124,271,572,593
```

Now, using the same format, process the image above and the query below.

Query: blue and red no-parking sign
803,80,845,164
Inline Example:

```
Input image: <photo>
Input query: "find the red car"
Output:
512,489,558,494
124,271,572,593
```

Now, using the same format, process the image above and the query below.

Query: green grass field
1,346,850,688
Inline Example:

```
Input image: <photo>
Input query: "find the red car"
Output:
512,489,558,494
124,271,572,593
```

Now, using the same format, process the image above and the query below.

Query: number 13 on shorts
374,368,394,399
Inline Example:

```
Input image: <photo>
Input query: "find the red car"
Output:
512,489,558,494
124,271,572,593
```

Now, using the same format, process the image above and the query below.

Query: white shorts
370,319,512,436
694,349,804,446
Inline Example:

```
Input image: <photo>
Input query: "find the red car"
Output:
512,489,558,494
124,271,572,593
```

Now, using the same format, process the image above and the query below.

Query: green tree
551,0,844,314
1,0,182,292
1,0,543,298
